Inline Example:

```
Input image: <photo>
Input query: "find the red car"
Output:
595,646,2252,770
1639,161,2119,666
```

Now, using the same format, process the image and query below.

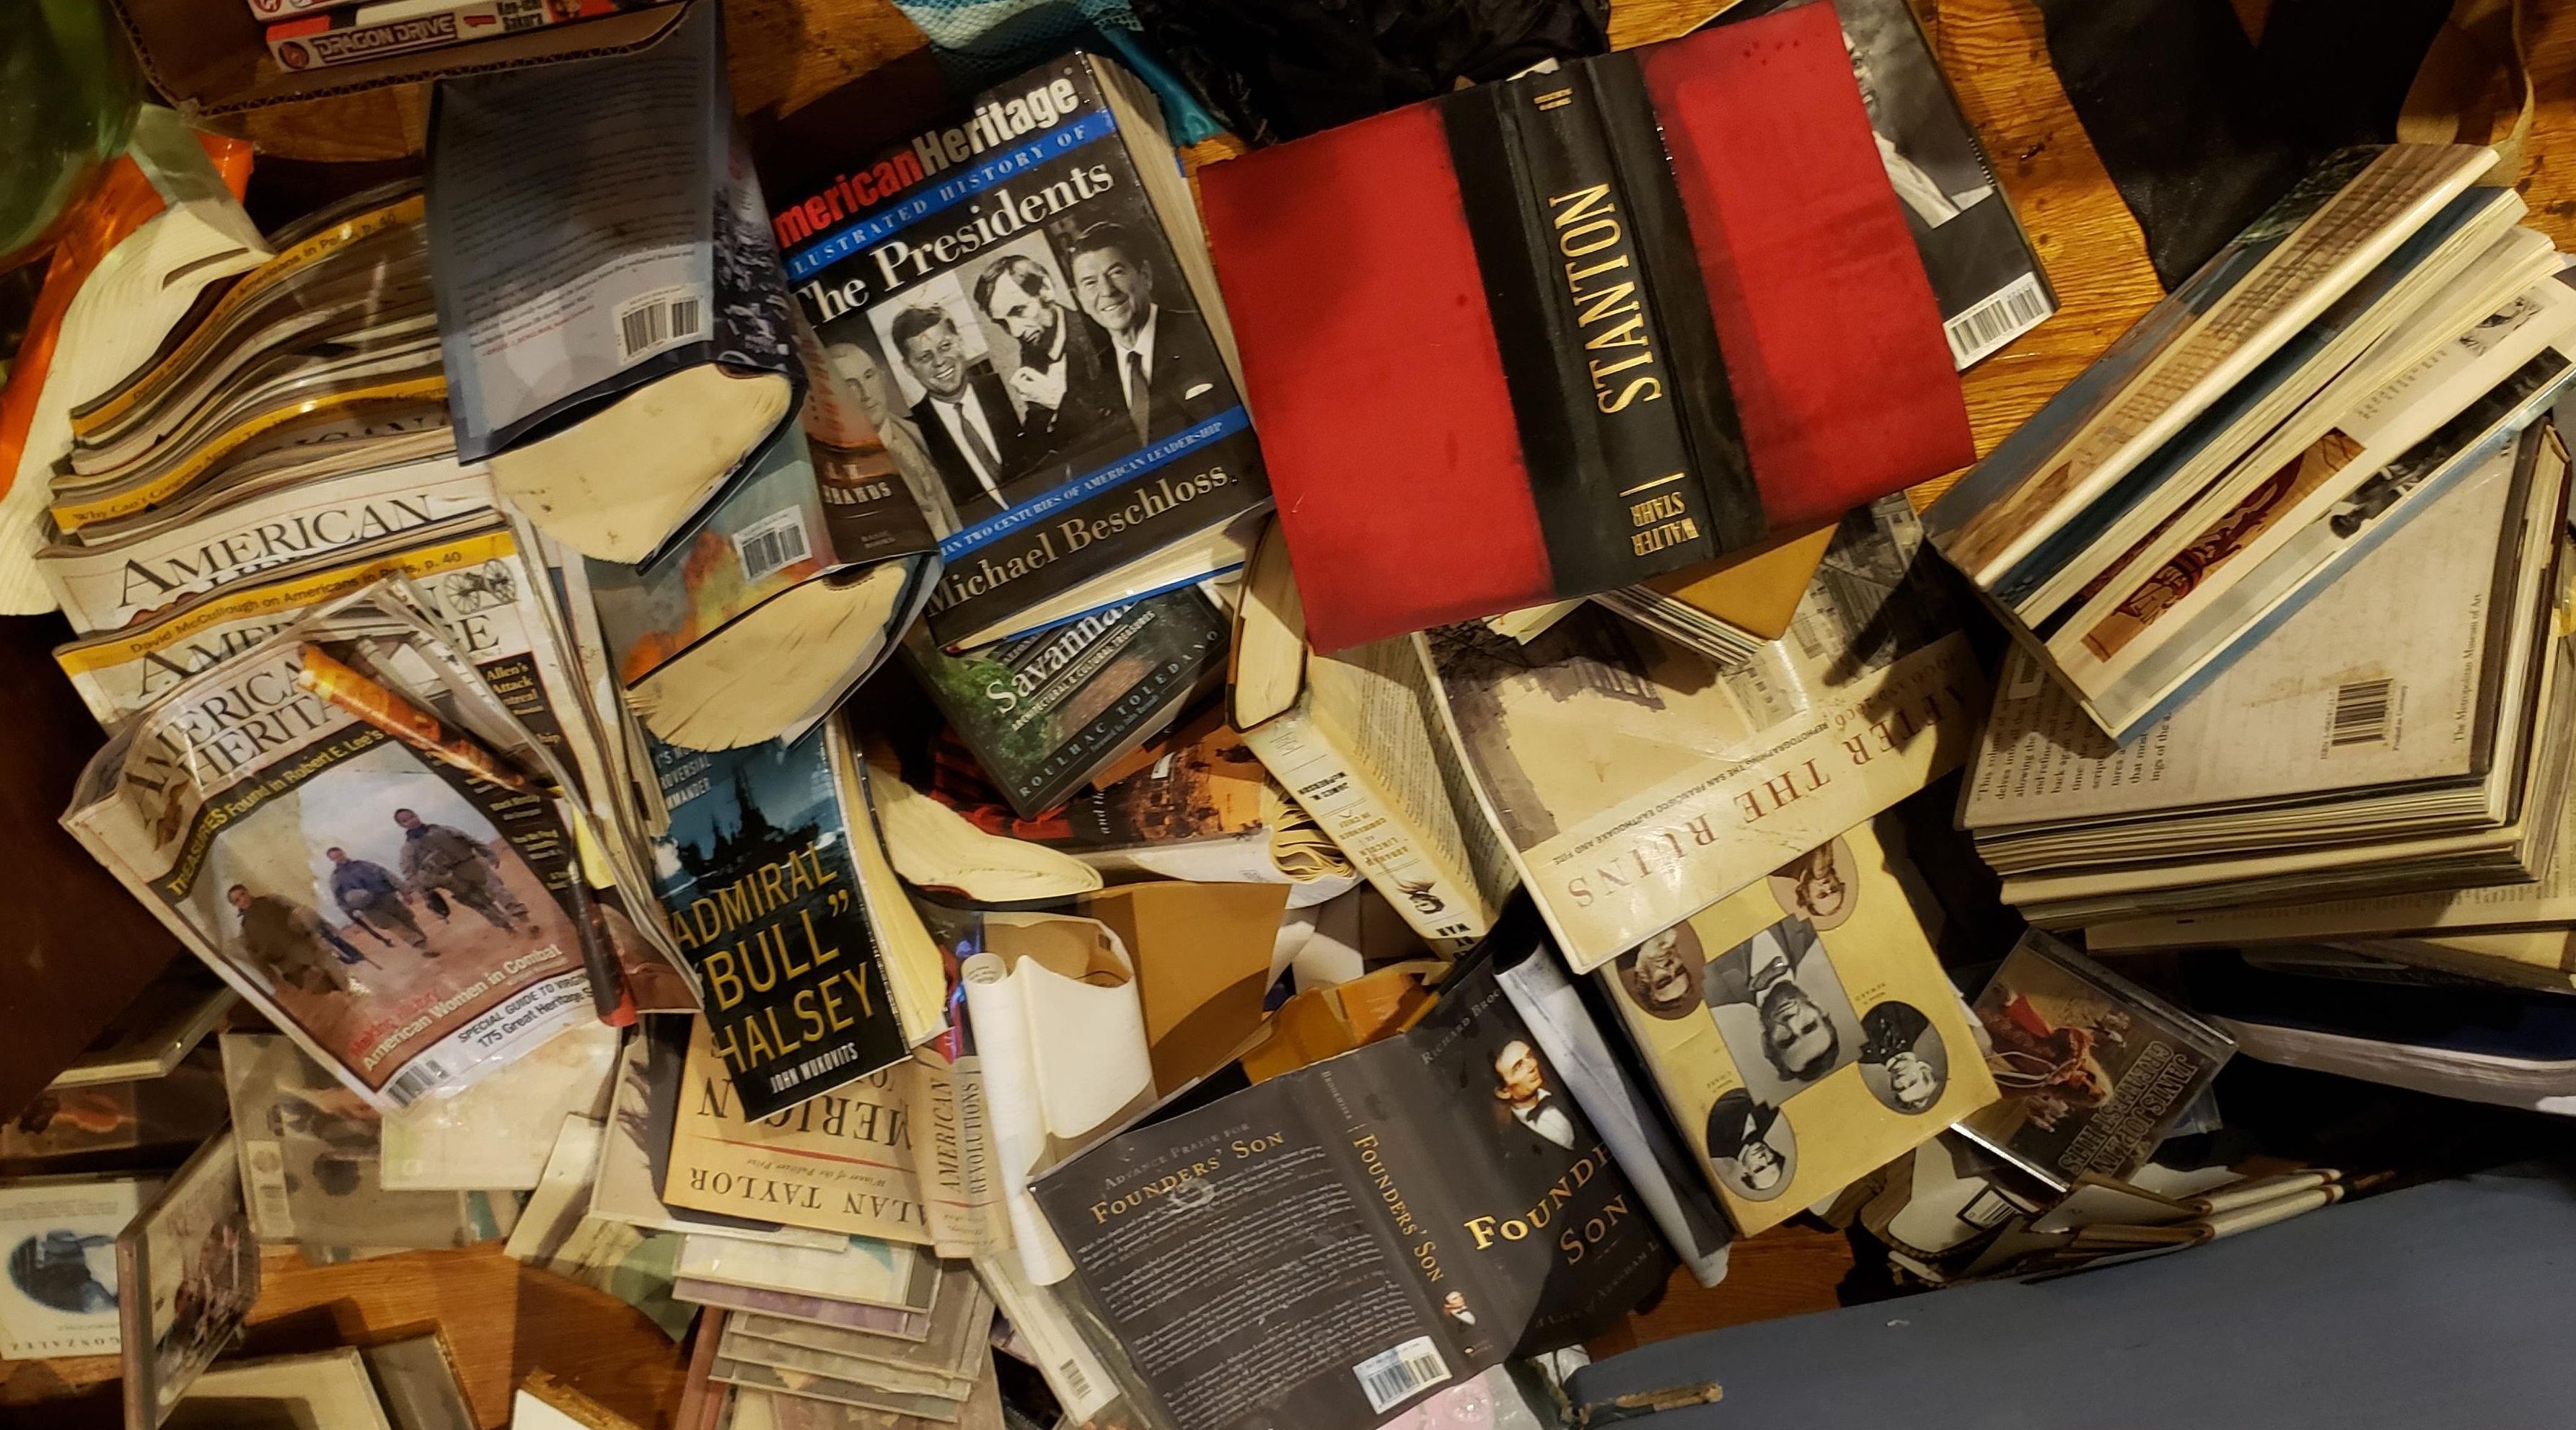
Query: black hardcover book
1033,947,1671,1430
1720,0,2057,369
644,723,915,1118
901,587,1229,819
773,53,1271,650
429,0,802,564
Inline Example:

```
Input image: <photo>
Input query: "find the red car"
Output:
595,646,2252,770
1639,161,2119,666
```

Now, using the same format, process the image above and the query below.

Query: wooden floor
12,0,2576,1425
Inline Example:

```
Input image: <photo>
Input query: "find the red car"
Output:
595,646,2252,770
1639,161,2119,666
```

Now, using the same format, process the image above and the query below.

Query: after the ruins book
1031,949,1670,1430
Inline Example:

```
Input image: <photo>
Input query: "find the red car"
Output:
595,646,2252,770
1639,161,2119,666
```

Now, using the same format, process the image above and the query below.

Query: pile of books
21,0,2576,1424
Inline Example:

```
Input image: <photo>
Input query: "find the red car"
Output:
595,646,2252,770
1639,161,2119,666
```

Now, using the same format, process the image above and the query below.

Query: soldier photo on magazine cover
204,740,580,1077
1702,915,1865,1104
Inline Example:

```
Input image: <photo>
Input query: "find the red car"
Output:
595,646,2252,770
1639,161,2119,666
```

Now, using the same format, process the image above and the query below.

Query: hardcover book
1420,496,1984,973
1954,931,2234,1190
1032,948,1671,1430
774,53,1270,650
901,586,1229,820
1197,2,1971,651
1595,820,1999,1235
428,0,799,563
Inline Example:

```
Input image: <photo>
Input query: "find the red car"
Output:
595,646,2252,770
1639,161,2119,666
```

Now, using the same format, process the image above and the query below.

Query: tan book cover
660,1017,937,1247
1631,524,1836,641
1599,821,1999,1235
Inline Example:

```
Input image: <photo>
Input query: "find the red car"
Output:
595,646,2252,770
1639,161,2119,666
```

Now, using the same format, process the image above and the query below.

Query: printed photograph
8,1228,118,1316
1767,838,1858,931
193,740,580,1087
1702,916,1864,1105
1702,1089,1796,1202
1614,924,1708,1022
1855,1001,1949,1115
1486,1038,1580,1156
1961,961,2145,1173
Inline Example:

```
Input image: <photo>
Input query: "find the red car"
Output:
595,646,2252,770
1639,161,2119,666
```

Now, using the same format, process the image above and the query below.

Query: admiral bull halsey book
777,53,1269,650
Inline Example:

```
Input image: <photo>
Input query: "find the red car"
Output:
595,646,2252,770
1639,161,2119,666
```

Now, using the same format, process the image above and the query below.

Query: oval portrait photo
1614,924,1707,1022
1856,1001,1950,1115
1703,1089,1797,1201
1768,838,1860,931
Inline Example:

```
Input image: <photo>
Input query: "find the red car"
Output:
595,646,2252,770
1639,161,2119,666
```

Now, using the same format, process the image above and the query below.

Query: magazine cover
118,1131,260,1428
0,1176,154,1359
221,1033,518,1252
63,587,605,1112
777,53,1269,646
1422,496,1984,972
1596,821,1998,1234
1955,931,2236,1189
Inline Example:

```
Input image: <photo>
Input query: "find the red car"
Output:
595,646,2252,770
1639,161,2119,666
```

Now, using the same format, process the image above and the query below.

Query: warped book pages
118,1129,259,1429
1953,931,2233,1191
902,585,1229,819
1420,496,1984,973
38,449,497,637
587,1022,844,1250
1596,820,1999,1234
643,716,947,1120
63,584,615,1112
428,0,798,564
1199,3,1970,650
1720,0,2057,369
1964,419,2572,891
1590,523,1836,666
1033,948,1671,1430
1233,519,1516,954
777,52,1270,650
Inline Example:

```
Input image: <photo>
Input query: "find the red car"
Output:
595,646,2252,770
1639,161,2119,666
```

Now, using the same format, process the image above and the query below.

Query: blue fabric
887,0,1227,144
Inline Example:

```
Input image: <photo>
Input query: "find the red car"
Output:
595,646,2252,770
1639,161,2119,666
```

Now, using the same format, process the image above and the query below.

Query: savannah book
902,586,1228,819
1034,947,1670,1430
1596,820,1998,1234
1420,496,1984,972
1196,3,1970,650
1954,931,2234,1190
775,52,1270,649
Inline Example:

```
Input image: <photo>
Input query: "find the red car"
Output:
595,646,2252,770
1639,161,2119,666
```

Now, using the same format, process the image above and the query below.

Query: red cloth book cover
1199,4,1972,651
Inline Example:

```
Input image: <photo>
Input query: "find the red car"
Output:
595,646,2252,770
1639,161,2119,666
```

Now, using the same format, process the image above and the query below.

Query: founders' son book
1198,1,1971,650
775,54,1270,650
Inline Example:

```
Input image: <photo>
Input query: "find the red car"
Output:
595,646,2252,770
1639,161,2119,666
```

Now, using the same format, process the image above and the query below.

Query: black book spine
1440,61,1760,597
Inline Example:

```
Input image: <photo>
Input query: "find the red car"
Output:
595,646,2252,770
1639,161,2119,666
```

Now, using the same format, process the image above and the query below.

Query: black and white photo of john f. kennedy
850,220,1237,525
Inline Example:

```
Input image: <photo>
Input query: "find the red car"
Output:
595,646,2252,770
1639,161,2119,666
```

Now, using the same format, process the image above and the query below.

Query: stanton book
1197,1,1971,650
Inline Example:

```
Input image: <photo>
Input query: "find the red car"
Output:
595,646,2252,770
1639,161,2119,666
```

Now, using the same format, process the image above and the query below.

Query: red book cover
1199,4,1971,651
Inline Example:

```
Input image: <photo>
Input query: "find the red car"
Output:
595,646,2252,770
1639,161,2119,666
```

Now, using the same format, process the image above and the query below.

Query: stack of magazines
1925,142,2576,744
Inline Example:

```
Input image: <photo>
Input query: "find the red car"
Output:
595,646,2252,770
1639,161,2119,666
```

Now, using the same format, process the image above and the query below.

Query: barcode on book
1353,1335,1450,1413
1945,272,2054,369
1056,1359,1093,1403
613,286,705,364
734,510,812,584
2326,676,2396,750
385,1056,454,1105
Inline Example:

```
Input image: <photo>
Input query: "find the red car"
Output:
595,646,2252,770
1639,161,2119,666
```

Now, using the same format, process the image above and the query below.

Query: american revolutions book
1196,2,1971,651
1032,947,1669,1430
775,53,1270,650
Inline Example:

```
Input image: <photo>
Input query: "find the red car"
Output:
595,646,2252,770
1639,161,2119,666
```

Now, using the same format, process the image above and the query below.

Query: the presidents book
1032,948,1670,1430
774,53,1270,650
1197,2,1971,650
